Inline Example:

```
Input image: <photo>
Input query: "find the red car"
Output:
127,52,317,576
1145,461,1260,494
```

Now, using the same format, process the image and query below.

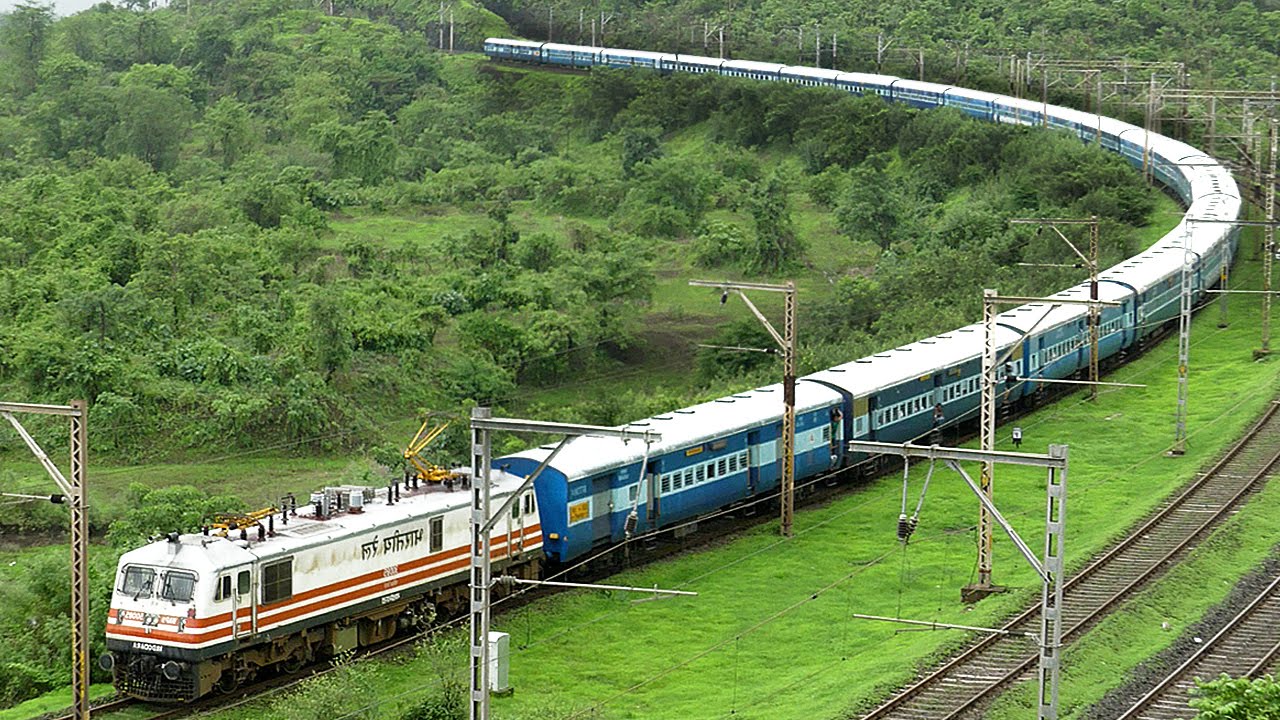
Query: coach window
524,493,536,515
262,558,293,604
430,516,443,553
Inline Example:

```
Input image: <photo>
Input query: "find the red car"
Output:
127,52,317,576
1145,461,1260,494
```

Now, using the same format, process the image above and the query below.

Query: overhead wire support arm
496,577,697,596
0,400,88,720
851,613,1040,640
690,279,798,538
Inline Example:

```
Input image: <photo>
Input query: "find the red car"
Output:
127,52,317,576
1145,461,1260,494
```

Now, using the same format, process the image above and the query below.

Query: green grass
169,239,1280,720
0,685,119,720
983,478,1280,719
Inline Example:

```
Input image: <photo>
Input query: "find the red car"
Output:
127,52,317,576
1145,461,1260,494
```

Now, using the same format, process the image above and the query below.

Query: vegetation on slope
0,0,1163,469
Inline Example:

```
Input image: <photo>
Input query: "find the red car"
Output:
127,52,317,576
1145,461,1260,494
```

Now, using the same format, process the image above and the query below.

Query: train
101,38,1240,702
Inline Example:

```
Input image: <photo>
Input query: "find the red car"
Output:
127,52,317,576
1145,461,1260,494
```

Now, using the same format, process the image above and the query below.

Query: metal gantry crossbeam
690,279,798,537
0,400,88,720
468,410,662,720
847,440,1068,720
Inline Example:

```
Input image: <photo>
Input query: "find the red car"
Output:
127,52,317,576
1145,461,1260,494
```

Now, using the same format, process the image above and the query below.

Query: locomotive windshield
159,571,196,603
120,566,154,599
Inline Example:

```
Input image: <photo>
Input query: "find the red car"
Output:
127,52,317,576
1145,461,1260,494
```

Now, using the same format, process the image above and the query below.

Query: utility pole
690,280,797,537
468,411,662,720
1171,230,1194,455
850,440,1068,720
1,401,88,720
970,292,1118,599
449,9,454,53
1260,119,1277,359
813,22,820,68
1009,217,1102,400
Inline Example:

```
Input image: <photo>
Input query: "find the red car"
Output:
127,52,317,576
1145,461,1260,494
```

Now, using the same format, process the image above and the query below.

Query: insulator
896,513,910,542
624,510,638,537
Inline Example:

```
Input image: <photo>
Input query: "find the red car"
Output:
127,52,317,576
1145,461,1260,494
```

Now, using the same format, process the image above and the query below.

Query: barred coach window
262,558,293,604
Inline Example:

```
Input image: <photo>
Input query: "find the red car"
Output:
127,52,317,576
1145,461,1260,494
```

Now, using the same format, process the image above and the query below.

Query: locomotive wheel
217,671,241,694
281,652,306,674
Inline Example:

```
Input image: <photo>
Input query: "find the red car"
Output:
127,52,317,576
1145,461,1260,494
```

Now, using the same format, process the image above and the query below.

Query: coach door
746,431,760,494
592,474,613,542
230,565,254,639
646,466,661,522
509,492,526,559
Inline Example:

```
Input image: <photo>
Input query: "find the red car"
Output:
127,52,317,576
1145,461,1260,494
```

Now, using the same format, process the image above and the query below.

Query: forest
0,0,1181,708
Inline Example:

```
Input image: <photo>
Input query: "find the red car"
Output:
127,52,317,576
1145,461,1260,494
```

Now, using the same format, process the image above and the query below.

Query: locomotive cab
104,534,252,701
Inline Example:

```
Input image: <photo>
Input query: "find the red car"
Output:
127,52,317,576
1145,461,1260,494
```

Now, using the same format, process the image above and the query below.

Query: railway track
1115,568,1280,719
860,400,1280,720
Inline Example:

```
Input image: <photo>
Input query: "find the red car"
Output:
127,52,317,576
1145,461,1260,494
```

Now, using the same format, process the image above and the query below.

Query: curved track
861,400,1280,720
1115,569,1280,719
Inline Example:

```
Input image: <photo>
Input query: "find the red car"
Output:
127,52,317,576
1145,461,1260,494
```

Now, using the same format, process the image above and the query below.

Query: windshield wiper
132,578,153,601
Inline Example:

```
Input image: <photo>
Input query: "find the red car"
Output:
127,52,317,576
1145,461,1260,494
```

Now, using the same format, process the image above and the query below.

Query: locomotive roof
116,470,531,572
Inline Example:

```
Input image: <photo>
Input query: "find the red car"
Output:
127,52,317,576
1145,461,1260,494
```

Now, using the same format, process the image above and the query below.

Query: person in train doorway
930,404,944,444
1012,426,1023,449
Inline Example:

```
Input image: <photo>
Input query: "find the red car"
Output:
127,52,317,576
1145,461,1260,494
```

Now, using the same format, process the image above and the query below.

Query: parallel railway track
1115,569,1280,719
861,400,1280,720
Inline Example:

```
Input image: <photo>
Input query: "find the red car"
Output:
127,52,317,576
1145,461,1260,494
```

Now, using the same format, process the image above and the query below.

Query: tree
307,291,353,378
836,166,904,249
1191,675,1280,719
742,171,804,273
106,78,191,171
620,125,662,178
310,111,398,184
201,96,255,168
0,3,52,97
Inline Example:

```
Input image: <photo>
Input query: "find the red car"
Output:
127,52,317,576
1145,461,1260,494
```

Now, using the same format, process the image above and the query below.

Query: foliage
104,482,243,549
261,653,381,720
399,634,466,720
1191,675,1280,719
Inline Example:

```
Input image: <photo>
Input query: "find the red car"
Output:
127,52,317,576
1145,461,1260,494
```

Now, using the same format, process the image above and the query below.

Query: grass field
91,235,1273,720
